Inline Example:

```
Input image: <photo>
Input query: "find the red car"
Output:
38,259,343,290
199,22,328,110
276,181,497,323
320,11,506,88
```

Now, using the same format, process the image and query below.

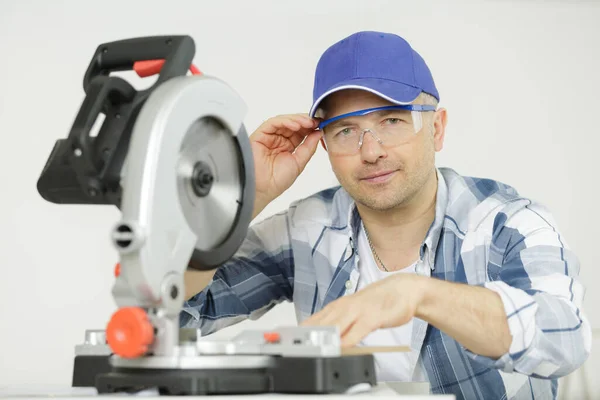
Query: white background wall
0,0,598,398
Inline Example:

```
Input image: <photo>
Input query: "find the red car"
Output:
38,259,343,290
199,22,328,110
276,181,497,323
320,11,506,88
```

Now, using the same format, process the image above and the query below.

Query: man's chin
354,192,407,212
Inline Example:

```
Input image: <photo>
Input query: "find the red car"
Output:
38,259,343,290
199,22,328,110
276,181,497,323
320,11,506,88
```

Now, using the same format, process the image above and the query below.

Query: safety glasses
318,105,436,155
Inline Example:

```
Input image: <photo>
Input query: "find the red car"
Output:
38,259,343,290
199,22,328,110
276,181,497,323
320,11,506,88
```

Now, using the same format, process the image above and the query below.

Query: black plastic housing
37,36,195,207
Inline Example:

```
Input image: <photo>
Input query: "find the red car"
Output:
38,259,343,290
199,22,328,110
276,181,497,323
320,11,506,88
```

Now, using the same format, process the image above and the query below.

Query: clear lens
322,109,423,155
411,111,422,133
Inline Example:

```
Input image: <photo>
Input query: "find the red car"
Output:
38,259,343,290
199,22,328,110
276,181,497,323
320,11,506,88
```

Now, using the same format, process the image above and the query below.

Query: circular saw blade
176,117,243,253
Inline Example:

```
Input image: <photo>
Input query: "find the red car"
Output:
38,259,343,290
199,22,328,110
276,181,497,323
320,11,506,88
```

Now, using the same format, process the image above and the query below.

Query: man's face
321,89,446,211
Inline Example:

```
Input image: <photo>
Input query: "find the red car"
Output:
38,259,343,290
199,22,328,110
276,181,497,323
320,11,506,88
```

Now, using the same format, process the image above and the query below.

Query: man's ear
433,108,448,152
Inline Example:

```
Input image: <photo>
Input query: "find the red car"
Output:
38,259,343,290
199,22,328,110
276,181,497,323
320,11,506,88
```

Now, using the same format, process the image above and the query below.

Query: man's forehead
321,89,412,119
327,108,410,127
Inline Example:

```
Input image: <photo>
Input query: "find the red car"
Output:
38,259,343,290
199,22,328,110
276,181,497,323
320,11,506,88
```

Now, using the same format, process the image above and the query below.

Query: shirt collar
420,168,448,270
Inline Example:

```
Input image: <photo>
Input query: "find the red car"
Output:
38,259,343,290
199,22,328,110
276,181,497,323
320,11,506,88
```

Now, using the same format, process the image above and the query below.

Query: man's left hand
301,274,427,347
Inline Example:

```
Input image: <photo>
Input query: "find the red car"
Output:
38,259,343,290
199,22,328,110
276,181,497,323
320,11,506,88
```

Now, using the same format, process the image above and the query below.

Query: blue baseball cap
309,31,439,117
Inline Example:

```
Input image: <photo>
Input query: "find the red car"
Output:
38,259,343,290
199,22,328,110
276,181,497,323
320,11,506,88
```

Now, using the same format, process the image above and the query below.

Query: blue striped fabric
181,167,591,399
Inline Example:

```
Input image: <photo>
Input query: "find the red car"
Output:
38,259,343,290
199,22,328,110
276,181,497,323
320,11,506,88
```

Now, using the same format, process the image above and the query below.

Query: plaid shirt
181,167,591,399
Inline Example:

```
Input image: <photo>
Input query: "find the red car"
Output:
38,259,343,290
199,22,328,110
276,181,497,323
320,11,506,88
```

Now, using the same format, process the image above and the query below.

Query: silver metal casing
111,75,247,313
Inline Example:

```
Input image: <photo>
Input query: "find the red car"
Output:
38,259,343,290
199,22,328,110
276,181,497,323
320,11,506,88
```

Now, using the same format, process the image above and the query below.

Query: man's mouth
360,169,398,183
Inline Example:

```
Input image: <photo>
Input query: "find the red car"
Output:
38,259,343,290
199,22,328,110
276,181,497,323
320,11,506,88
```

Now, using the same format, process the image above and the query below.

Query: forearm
182,210,295,329
184,193,270,301
252,192,272,220
184,269,218,300
184,194,270,301
415,276,512,359
181,251,294,332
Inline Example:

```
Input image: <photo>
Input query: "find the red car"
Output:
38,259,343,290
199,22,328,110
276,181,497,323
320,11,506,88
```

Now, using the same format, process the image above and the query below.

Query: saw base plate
91,354,376,395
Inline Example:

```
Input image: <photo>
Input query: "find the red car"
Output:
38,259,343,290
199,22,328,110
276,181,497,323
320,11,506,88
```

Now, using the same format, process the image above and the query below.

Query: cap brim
309,78,422,118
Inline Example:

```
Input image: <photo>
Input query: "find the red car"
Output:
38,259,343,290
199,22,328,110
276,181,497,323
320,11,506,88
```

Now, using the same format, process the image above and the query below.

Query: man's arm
184,270,218,301
183,198,271,301
303,200,591,379
180,210,294,335
420,201,591,378
415,278,512,359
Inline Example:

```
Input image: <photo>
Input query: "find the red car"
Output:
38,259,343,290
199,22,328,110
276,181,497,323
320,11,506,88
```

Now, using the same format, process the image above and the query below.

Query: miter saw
36,35,377,395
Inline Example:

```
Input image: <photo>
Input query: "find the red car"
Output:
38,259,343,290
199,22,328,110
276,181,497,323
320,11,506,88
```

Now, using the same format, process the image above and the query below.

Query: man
181,31,591,399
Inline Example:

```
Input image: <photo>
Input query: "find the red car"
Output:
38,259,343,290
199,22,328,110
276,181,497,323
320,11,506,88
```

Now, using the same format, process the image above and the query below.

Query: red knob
106,307,154,358
263,332,281,343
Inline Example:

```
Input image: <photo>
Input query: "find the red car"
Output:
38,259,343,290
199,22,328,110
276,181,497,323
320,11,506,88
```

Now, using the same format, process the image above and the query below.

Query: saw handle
134,59,202,77
83,35,195,92
67,75,136,196
37,35,198,207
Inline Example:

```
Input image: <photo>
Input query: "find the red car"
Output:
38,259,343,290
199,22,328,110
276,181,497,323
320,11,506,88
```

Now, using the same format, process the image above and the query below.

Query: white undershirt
356,224,427,383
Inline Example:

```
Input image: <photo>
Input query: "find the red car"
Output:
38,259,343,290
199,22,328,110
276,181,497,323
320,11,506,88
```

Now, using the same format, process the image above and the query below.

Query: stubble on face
333,136,436,212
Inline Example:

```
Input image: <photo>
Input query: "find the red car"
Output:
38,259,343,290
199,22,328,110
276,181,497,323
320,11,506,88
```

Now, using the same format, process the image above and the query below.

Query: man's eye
385,118,402,124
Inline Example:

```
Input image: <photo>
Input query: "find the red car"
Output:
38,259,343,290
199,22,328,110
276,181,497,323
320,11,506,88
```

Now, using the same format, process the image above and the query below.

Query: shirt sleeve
179,210,294,335
464,200,592,378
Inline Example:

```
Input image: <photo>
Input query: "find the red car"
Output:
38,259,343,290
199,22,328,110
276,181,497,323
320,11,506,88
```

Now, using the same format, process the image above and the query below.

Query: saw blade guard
111,74,255,310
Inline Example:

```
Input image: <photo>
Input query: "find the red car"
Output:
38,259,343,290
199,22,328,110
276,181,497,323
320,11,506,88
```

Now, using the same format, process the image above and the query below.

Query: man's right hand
249,114,322,218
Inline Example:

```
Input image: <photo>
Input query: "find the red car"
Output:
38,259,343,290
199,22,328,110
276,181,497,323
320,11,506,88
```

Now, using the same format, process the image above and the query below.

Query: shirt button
345,280,353,290
344,246,353,260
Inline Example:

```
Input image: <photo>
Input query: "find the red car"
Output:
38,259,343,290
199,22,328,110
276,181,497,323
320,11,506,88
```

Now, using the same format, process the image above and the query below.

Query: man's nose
359,130,386,163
